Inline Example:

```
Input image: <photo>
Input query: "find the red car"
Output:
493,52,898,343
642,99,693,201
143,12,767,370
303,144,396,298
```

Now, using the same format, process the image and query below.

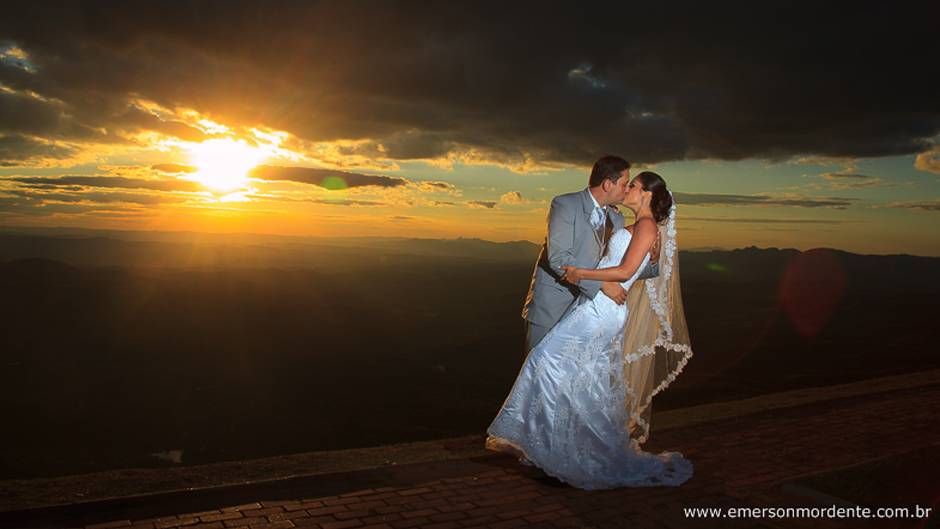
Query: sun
188,138,264,192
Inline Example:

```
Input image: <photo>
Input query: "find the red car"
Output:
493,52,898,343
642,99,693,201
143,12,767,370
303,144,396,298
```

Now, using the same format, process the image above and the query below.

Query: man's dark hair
588,155,631,187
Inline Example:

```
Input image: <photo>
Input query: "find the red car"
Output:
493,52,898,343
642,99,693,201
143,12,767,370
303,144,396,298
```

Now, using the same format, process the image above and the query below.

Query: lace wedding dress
485,227,693,490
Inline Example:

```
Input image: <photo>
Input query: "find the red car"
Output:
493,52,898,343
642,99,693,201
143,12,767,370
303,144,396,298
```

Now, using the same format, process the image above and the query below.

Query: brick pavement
4,383,939,529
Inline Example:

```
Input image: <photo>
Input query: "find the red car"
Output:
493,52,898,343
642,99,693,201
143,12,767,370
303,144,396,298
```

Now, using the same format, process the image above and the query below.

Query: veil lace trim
622,192,694,444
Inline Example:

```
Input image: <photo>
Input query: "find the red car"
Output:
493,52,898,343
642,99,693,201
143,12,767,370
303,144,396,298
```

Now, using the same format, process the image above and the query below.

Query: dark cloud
3,187,190,205
112,105,209,142
887,201,940,212
0,2,937,167
249,165,407,189
674,192,857,209
378,130,455,160
0,195,97,215
9,175,203,192
0,46,208,154
0,134,76,165
0,89,105,140
468,200,497,209
0,193,154,217
0,76,201,147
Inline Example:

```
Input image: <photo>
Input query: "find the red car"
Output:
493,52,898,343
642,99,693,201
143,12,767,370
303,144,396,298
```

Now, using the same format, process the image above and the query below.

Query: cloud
312,198,385,207
674,192,857,209
0,134,77,166
0,3,936,169
0,193,156,217
567,63,608,89
112,104,208,142
789,155,858,167
887,200,940,212
0,88,106,141
467,200,497,209
915,146,940,175
0,199,105,216
377,130,455,160
241,192,385,207
249,165,407,189
3,187,191,205
499,191,527,205
152,163,197,174
413,180,460,194
80,208,157,219
1,45,36,73
9,175,204,192
0,55,213,159
683,216,847,224
818,164,886,189
821,172,871,180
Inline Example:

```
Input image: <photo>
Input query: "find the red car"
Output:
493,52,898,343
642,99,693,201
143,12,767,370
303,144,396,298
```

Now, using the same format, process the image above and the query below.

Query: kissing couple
485,155,694,490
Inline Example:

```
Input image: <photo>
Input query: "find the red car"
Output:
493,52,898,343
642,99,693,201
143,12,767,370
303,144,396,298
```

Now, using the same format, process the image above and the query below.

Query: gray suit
521,189,625,355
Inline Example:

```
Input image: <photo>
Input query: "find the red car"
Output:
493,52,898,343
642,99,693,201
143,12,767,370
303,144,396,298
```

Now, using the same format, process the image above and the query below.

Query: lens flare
321,176,348,190
778,249,846,338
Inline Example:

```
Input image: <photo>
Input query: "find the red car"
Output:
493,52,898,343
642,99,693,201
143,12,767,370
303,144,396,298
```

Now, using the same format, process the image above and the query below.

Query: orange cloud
915,146,940,175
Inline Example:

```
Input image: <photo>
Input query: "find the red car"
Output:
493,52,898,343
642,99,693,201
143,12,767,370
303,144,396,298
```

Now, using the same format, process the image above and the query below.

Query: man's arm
545,197,575,271
545,196,602,299
578,277,604,300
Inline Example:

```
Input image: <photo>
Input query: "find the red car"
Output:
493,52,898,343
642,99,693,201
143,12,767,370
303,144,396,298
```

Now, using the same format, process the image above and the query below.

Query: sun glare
188,139,264,192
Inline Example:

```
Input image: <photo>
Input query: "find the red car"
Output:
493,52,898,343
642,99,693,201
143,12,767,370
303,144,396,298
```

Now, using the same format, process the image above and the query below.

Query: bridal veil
621,193,693,444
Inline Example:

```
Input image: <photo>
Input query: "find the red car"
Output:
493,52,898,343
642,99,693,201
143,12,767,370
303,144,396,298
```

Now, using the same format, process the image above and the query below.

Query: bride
485,171,694,490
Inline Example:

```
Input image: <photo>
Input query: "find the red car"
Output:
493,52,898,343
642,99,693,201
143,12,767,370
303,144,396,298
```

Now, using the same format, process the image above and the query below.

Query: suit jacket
522,188,625,328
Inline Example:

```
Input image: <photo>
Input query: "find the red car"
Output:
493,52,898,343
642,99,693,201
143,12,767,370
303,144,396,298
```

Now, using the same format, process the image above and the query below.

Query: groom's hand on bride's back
600,282,627,305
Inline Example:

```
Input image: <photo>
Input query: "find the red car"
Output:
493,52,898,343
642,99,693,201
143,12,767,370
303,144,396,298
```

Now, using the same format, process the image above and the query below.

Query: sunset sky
1,3,938,255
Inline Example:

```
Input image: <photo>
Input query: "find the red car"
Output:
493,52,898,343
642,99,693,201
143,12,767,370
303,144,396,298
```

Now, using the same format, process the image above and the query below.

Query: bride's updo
636,171,672,224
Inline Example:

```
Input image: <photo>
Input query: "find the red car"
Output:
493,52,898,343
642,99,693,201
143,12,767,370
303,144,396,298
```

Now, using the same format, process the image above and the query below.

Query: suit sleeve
546,197,574,272
546,196,602,299
577,274,603,299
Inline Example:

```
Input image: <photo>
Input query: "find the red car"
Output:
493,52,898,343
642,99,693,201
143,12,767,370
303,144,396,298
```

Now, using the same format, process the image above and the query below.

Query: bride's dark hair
636,171,672,224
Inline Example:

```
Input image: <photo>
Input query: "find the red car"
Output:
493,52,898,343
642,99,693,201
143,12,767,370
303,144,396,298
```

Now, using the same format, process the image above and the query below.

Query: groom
521,155,632,356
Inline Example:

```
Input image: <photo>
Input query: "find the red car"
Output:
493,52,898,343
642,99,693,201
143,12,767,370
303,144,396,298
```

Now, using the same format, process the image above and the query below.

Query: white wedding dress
486,227,693,489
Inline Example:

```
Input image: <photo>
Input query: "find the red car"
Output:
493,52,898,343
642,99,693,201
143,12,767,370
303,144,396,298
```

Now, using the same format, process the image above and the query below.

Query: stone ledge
654,368,940,431
2,368,938,513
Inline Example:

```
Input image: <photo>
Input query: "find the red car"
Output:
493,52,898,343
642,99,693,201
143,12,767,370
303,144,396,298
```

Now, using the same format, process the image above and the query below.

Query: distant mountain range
0,226,539,266
0,225,931,268
1,224,938,479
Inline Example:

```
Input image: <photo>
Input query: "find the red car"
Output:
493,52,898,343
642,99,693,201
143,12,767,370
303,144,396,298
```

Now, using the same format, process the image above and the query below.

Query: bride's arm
563,219,657,284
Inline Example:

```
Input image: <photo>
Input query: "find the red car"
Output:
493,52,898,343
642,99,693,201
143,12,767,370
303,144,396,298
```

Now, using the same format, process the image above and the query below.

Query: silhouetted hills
1,257,78,276
0,231,540,268
1,228,938,479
